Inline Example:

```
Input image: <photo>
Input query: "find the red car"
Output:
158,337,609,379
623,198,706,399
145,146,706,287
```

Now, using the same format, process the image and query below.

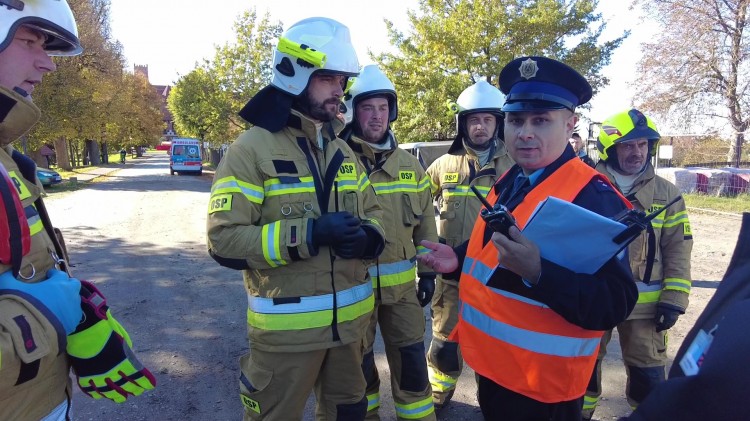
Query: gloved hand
654,302,683,332
332,227,368,259
417,275,436,307
67,280,156,403
0,269,82,334
312,211,361,247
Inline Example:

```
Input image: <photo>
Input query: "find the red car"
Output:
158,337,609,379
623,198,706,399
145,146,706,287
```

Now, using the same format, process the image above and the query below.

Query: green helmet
597,109,660,161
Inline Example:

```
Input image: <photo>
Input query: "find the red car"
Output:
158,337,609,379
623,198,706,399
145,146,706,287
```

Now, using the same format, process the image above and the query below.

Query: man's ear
565,112,578,137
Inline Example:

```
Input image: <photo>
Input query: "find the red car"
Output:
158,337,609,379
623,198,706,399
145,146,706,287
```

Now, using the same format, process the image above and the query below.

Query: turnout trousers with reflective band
239,341,367,420
427,278,461,405
582,319,667,419
362,292,435,420
452,158,630,403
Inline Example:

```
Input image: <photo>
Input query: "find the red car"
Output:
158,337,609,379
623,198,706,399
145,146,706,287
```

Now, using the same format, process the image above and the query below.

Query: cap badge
519,58,539,80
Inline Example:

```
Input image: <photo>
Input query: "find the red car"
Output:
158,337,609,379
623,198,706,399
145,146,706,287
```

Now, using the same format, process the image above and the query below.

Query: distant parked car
37,167,62,187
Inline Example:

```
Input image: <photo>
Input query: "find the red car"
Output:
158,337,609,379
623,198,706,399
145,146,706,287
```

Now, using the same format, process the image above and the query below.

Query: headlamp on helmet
597,109,660,161
271,17,359,96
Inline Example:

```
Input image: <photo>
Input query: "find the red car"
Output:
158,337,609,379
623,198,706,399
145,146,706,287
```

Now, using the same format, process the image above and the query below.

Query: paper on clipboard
521,196,627,274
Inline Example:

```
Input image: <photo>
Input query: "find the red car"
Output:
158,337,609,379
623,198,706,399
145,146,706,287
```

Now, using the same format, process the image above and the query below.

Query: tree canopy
25,0,164,166
168,9,282,145
635,0,749,166
374,0,627,143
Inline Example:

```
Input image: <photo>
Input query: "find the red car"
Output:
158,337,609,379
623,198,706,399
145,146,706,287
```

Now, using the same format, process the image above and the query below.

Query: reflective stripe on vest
455,158,631,403
369,259,416,288
246,282,374,330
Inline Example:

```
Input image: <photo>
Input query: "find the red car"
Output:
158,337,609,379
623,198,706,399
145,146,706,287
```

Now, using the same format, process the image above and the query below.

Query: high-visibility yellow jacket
596,162,692,318
207,110,385,352
345,133,438,305
0,145,72,421
426,143,514,285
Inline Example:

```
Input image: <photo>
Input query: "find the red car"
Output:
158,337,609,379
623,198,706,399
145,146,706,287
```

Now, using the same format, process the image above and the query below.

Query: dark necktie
510,175,529,198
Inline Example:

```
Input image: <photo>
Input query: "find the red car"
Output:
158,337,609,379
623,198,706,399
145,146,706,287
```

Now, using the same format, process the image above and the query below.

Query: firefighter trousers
363,291,435,420
583,318,668,419
427,278,463,406
239,342,367,420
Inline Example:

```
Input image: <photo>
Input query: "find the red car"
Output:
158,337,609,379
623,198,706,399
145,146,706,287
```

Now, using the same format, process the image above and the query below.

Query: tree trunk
100,141,109,164
87,139,101,165
55,137,72,170
727,133,744,168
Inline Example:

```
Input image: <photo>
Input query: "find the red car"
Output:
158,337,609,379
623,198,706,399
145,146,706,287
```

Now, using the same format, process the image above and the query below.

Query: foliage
21,0,164,166
374,0,626,143
635,0,749,166
168,9,282,146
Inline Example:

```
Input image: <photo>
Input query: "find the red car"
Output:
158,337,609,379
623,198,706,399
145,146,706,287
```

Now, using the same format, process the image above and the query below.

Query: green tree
375,0,626,143
24,0,163,168
168,8,282,146
635,0,749,167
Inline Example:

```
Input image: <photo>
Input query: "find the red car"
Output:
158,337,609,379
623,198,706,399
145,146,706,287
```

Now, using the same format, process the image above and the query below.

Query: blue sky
109,0,657,127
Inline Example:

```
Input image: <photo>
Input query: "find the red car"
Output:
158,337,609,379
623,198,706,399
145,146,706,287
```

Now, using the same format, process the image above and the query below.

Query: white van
169,138,203,175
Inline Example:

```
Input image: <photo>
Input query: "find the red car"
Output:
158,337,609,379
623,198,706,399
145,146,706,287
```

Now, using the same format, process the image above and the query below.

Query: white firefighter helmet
454,79,505,119
343,64,397,124
271,17,359,96
0,0,81,55
446,79,506,151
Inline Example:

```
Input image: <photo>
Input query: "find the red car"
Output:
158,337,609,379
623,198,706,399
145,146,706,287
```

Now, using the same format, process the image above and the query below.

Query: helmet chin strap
0,86,41,147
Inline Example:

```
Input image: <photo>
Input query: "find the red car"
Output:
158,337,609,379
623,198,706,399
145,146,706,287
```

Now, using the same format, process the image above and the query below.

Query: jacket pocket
401,193,423,226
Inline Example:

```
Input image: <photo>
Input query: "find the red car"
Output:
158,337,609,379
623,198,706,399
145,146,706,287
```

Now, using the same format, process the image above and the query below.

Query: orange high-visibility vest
452,158,631,403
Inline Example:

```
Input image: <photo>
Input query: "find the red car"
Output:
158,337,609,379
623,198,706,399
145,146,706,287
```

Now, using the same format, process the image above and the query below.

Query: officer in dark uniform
417,56,638,421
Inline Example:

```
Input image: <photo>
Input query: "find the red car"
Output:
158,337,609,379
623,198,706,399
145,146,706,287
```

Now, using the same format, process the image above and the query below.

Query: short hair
571,132,582,140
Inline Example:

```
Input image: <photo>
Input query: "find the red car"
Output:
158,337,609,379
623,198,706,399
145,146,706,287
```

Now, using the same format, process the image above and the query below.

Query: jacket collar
595,161,656,208
286,109,344,149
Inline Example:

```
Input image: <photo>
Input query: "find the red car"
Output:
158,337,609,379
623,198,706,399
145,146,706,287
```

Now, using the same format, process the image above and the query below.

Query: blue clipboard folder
521,197,627,274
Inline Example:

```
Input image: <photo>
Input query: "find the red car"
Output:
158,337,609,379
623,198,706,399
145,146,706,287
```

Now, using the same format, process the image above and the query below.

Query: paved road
42,152,667,420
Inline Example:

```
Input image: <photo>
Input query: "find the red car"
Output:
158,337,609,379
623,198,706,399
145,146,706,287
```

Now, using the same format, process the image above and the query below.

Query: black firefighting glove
417,275,436,307
333,227,368,259
654,302,683,332
312,211,361,247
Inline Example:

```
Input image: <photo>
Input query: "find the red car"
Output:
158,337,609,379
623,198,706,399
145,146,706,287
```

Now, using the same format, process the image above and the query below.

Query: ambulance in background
170,138,203,175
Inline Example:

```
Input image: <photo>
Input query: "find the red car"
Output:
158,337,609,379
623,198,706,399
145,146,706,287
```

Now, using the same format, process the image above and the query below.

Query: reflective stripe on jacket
206,111,385,352
454,158,631,403
596,163,692,318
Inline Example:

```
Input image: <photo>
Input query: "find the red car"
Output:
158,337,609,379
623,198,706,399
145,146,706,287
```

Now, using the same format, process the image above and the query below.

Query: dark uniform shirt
449,147,637,331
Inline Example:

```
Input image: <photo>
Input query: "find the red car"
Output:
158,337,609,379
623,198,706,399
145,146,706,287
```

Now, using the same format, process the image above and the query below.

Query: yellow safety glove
66,280,156,403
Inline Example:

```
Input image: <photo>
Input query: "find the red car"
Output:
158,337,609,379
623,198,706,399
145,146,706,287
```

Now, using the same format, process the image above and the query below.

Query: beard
295,90,339,122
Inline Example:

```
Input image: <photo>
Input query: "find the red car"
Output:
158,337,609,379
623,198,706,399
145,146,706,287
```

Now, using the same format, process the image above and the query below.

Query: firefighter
338,64,438,420
206,18,386,421
424,79,514,407
0,2,155,419
417,56,638,421
582,109,693,420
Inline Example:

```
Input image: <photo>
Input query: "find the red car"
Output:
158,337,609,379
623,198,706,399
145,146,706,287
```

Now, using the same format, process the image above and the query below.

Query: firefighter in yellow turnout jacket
583,109,693,420
206,19,385,421
1,2,156,419
339,65,438,420
425,80,514,407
